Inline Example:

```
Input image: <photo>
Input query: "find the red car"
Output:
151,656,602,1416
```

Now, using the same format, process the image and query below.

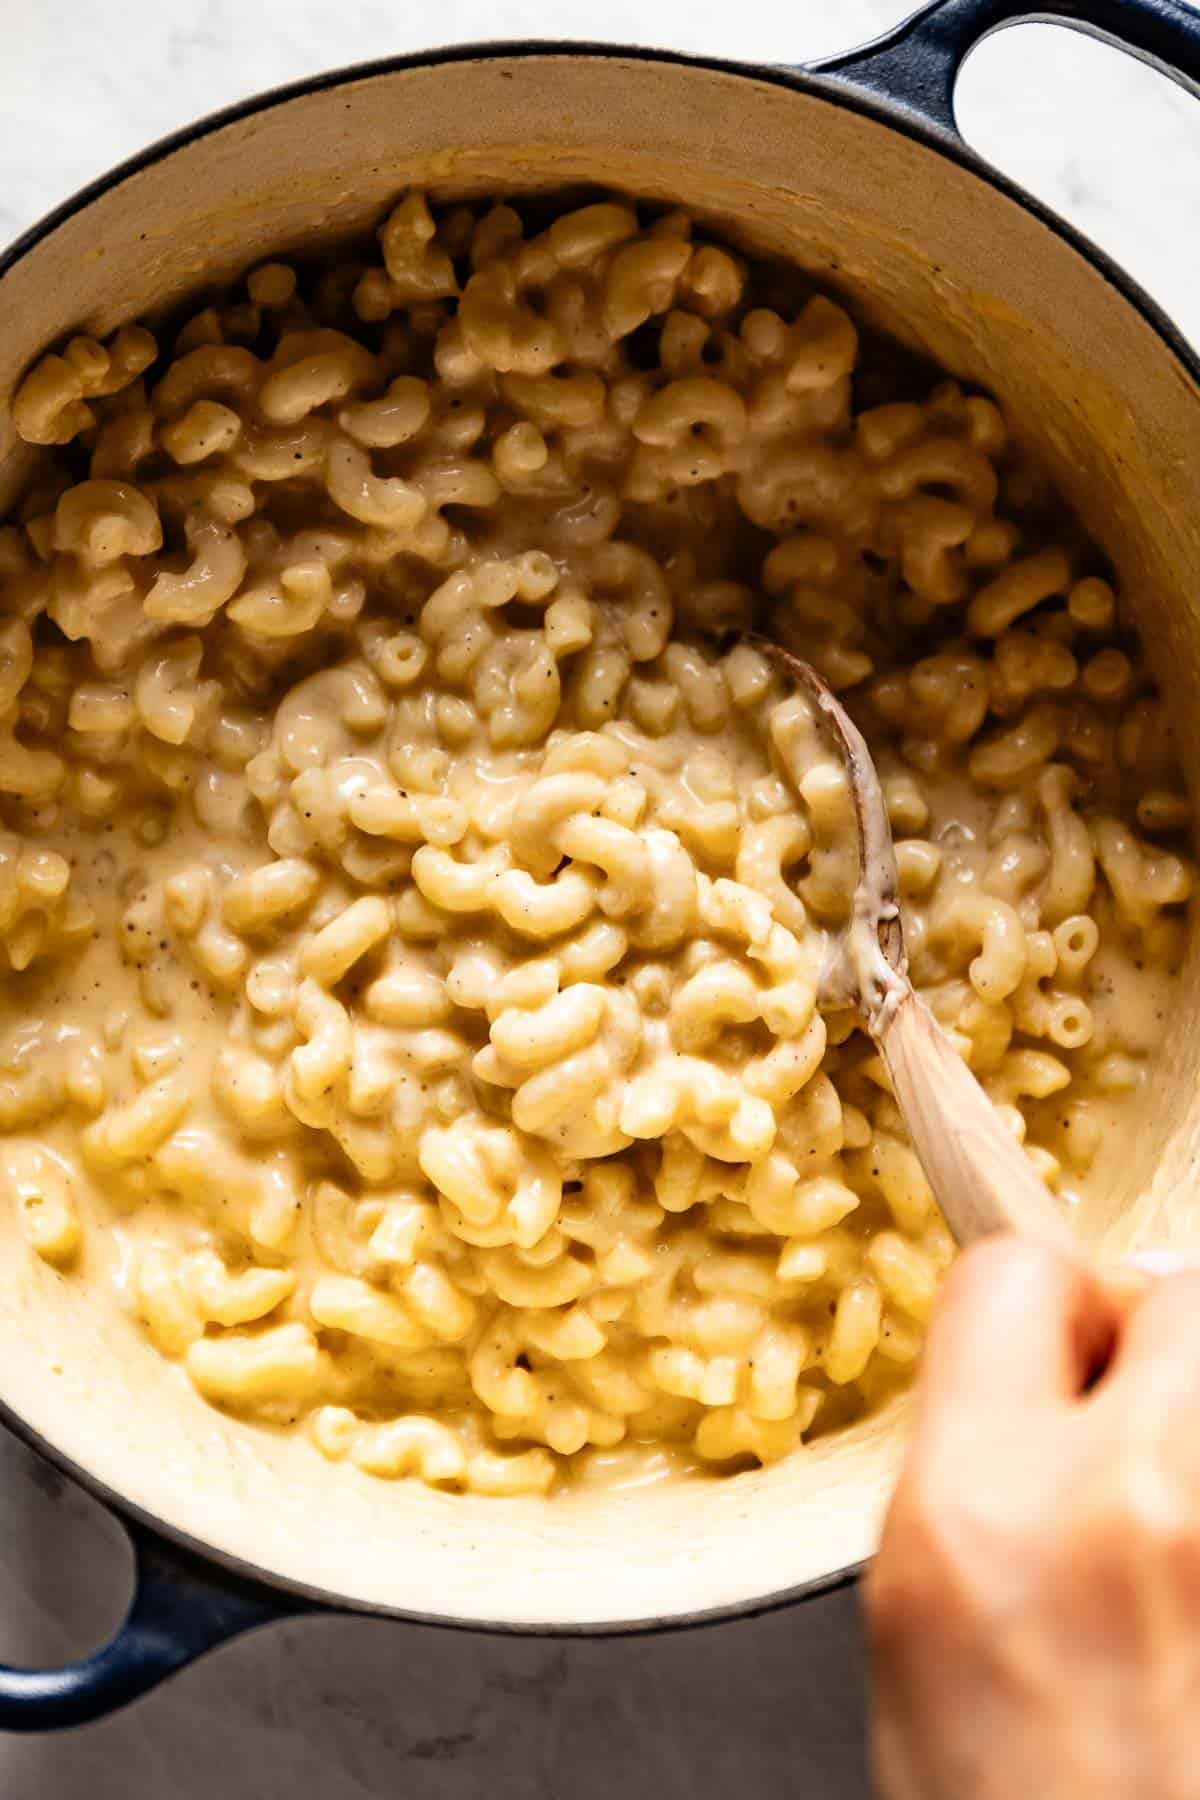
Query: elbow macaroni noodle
0,190,1190,1495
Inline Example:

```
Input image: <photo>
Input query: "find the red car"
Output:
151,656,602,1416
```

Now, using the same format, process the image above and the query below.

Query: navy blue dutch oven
1,0,1200,1732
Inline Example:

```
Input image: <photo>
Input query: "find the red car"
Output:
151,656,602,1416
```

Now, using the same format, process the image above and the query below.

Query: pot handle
0,1504,310,1731
811,0,1200,136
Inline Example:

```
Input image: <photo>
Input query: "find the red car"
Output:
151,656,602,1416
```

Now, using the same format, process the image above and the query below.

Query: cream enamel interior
1,50,1199,1629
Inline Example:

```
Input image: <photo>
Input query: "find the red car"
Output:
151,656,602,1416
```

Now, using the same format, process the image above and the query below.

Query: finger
1092,1262,1157,1328
915,1236,1115,1432
1102,1270,1200,1406
1092,1249,1200,1339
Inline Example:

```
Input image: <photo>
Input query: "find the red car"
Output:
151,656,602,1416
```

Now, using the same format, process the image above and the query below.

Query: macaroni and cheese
0,190,1190,1496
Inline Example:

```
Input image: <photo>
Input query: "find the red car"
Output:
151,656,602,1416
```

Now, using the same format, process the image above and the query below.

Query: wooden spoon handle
876,987,1077,1253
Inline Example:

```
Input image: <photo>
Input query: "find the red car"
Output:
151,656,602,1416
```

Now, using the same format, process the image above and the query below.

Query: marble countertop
1,3,1198,1795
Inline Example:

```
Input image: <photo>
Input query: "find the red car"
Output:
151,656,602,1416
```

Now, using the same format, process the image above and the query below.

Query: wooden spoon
754,637,1077,1254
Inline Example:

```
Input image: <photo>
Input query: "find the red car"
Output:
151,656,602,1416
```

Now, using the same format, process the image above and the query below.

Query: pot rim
4,34,1198,395
0,33,1192,1634
0,1397,863,1633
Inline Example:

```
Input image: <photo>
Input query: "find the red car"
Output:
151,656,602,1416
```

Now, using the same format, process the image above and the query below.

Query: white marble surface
1,1,1199,1793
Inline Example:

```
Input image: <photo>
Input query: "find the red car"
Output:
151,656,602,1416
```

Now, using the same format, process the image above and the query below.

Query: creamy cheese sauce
0,189,1190,1496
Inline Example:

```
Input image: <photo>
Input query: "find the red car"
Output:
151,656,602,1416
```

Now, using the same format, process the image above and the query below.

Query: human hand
864,1236,1200,1800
